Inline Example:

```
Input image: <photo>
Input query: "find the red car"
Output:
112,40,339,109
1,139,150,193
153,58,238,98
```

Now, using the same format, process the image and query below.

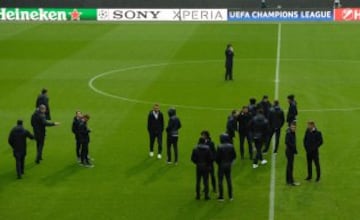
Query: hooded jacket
166,108,181,137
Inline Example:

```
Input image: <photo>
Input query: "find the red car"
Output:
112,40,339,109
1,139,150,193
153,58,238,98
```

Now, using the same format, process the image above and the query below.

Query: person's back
269,105,285,129
9,125,33,153
251,113,268,140
31,109,46,135
217,143,236,168
192,144,211,167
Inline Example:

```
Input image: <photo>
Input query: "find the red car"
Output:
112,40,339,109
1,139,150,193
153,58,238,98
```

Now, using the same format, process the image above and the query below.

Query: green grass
0,22,359,220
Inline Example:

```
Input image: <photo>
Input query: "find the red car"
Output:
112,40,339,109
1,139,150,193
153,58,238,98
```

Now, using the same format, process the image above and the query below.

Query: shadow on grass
40,163,80,186
174,198,227,220
125,157,157,178
143,163,171,186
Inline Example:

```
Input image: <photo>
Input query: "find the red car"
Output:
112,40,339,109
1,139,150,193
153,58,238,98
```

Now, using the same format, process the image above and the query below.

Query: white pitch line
269,23,282,220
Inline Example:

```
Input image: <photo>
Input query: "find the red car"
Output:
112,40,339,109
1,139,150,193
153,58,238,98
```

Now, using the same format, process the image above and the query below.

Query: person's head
198,137,206,145
273,100,279,106
75,110,82,118
153,104,160,113
290,122,296,132
307,121,316,130
39,104,47,113
168,108,176,117
242,106,249,113
287,94,295,103
227,43,232,49
201,130,210,140
41,88,48,95
231,109,237,116
17,120,23,126
220,133,230,144
82,114,90,122
262,95,269,102
250,98,256,105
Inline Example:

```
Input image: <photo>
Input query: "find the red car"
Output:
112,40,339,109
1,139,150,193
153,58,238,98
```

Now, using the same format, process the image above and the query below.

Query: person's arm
280,111,285,128
8,131,14,148
147,113,152,132
317,131,323,148
26,130,35,140
160,113,164,132
178,118,182,130
191,149,197,164
231,147,237,162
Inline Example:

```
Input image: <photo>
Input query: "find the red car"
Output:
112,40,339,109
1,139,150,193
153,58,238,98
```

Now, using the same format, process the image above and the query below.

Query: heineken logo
0,8,91,21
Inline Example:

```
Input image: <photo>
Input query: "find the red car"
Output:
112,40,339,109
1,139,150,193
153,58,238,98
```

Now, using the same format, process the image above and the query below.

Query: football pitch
0,22,359,220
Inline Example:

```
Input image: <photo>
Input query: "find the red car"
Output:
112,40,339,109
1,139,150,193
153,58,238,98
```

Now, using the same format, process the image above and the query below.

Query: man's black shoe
315,178,320,182
205,196,210,201
217,197,224,202
305,177,312,181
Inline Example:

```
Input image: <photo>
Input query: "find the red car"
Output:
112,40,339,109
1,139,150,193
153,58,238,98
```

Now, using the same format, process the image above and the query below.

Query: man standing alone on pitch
225,44,234,81
72,111,82,162
35,88,51,120
216,134,236,201
191,137,212,200
147,104,164,159
304,121,323,182
264,100,285,154
285,122,299,186
8,120,34,179
31,104,60,164
166,108,182,164
287,95,298,127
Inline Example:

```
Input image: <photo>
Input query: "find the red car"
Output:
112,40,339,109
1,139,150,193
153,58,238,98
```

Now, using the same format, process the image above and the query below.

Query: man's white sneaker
157,154,162,159
253,164,259,169
149,152,154,157
261,160,268,165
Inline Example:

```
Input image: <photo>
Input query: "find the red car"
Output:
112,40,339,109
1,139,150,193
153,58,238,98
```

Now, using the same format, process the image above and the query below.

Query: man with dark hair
191,137,212,200
224,44,234,81
216,134,236,201
304,121,323,182
35,88,51,120
31,104,60,164
79,114,94,168
264,100,285,154
237,106,253,160
250,109,269,169
147,104,164,159
72,110,82,162
166,108,181,164
200,130,217,193
226,110,237,143
287,95,298,127
285,122,299,186
248,98,257,117
8,120,34,179
257,95,272,119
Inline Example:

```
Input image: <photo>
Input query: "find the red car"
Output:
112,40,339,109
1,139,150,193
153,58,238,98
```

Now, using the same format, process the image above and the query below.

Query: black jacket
237,112,252,134
226,115,237,137
287,101,298,123
78,121,90,143
250,113,269,140
216,143,236,168
8,125,34,155
225,48,234,67
166,110,181,137
257,100,272,118
191,144,212,169
31,110,55,137
72,116,81,138
269,106,285,130
147,111,164,134
36,94,51,119
303,128,323,153
204,139,216,161
285,128,297,154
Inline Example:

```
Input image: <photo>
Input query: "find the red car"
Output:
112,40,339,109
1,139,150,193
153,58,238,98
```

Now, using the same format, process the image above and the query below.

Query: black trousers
196,167,209,198
286,150,295,184
75,136,81,158
167,136,178,162
225,65,233,80
264,128,281,153
209,163,216,192
149,132,162,154
253,138,264,164
35,135,45,163
80,141,90,164
306,151,320,180
218,166,233,199
239,132,253,159
14,152,25,178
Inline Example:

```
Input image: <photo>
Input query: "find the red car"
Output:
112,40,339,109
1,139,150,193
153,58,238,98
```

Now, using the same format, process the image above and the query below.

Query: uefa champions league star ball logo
98,9,109,20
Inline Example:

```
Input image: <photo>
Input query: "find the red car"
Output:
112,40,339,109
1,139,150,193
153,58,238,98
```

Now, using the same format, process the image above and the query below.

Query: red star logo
70,9,81,21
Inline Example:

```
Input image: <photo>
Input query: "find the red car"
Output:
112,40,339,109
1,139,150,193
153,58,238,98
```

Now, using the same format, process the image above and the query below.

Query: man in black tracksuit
72,111,82,161
250,109,269,168
287,95,298,127
226,110,237,144
78,114,93,168
31,104,59,164
147,104,164,159
257,95,272,119
237,106,253,159
225,44,234,81
304,121,323,182
191,137,212,200
8,120,34,179
248,98,257,117
201,130,217,193
285,122,298,186
166,108,181,164
264,100,285,154
35,88,51,120
216,134,236,201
